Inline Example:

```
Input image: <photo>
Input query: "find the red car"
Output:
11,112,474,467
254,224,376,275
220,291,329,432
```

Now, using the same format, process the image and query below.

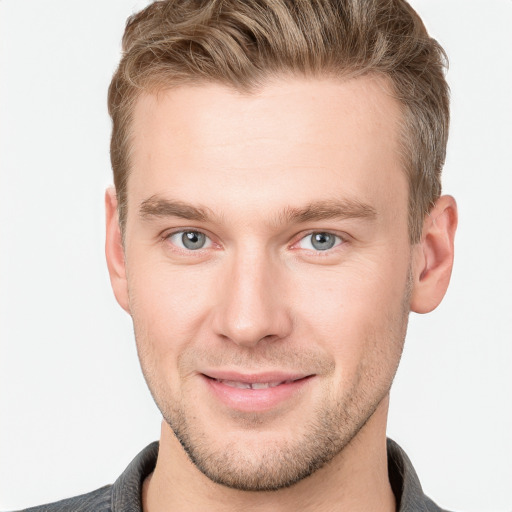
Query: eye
297,232,342,251
168,230,212,251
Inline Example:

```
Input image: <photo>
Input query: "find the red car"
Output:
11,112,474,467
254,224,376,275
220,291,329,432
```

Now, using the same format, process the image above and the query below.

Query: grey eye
311,232,336,250
169,231,211,250
182,231,206,250
297,232,341,251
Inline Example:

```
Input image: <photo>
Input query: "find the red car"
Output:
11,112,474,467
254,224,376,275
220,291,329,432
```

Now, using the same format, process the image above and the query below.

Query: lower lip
202,375,313,413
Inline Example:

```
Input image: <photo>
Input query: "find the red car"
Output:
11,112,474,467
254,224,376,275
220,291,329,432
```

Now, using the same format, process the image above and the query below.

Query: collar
111,439,446,511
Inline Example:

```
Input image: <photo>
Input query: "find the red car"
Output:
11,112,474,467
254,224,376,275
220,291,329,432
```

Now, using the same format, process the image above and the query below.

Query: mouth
200,371,314,412
207,377,307,389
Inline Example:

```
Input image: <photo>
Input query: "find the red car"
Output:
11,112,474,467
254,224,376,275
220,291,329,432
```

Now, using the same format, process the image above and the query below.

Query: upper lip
201,370,312,384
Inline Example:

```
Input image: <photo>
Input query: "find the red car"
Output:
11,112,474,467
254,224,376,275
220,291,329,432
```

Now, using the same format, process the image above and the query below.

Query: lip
200,370,314,412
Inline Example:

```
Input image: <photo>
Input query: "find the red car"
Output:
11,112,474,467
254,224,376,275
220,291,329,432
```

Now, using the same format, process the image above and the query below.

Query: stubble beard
162,379,392,492
135,272,412,492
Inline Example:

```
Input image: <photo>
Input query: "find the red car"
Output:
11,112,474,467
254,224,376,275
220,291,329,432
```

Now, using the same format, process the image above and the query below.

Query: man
23,0,458,510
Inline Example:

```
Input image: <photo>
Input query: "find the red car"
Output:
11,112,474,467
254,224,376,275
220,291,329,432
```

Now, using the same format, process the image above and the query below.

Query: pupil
312,232,335,250
182,231,205,250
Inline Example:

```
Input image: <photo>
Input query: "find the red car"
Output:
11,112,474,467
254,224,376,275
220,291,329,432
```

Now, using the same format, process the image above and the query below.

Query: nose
212,249,293,348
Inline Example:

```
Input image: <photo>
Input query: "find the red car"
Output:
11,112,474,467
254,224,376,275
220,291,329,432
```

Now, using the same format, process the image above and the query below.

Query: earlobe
410,195,458,314
105,188,131,314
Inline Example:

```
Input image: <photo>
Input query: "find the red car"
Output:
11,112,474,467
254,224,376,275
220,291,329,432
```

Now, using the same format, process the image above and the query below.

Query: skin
105,75,457,511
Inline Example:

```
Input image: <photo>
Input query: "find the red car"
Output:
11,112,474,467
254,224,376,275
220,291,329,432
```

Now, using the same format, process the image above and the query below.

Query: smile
214,379,298,389
201,372,314,412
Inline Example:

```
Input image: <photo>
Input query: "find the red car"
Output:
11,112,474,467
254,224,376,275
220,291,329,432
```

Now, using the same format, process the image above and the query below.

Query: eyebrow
140,196,212,222
139,195,377,225
277,199,377,225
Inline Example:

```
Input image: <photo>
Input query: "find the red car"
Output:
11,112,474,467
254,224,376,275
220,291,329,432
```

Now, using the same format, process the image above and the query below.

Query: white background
1,1,511,510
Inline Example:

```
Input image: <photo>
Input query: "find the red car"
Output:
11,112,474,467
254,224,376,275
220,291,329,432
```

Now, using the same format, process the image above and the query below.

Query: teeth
251,382,271,389
218,379,288,389
221,380,252,389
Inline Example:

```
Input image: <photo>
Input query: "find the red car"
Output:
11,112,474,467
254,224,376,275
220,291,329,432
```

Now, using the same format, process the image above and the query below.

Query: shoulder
12,442,158,512
18,485,112,512
387,439,452,512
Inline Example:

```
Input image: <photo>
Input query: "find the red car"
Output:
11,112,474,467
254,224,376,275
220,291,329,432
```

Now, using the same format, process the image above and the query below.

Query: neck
143,397,396,512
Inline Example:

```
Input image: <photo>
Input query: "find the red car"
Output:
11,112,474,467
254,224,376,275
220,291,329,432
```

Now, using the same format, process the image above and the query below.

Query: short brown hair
108,0,449,243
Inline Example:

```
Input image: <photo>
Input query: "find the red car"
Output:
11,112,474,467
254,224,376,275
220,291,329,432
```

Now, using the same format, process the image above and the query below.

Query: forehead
128,75,405,222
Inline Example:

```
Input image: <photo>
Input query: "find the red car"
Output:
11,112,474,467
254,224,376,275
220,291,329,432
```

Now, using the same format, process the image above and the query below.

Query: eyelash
162,229,346,255
162,229,214,253
294,232,344,253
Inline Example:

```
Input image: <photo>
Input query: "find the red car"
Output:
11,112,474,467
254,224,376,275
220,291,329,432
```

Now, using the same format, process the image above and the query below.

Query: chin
161,388,386,491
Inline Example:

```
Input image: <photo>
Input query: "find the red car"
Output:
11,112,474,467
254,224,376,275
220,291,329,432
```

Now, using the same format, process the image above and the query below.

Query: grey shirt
20,439,448,511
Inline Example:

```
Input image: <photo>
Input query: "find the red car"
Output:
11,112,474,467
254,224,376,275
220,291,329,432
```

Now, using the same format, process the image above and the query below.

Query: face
118,76,413,490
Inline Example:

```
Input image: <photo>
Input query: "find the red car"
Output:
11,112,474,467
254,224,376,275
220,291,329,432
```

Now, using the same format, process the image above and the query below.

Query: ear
105,188,130,314
410,195,458,314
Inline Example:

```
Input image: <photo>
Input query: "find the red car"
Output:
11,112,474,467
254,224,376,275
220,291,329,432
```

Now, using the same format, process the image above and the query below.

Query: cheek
291,257,410,371
126,260,216,371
